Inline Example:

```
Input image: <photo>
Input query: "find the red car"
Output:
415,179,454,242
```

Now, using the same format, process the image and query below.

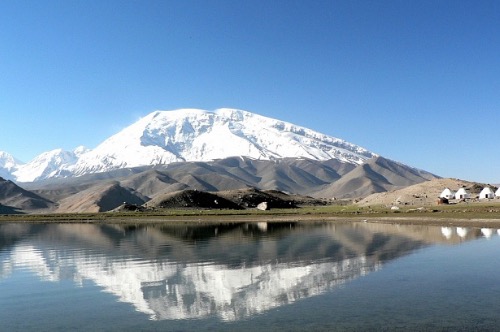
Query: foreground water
1,221,500,331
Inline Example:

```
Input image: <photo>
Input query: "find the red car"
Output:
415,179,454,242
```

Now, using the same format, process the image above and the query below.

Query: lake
1,221,500,331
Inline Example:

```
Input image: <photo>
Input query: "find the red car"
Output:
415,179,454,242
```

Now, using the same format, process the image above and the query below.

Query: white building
439,188,455,200
479,187,495,199
455,187,470,200
496,188,500,198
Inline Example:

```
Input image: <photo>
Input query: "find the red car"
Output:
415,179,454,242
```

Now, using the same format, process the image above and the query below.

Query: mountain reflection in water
0,222,492,322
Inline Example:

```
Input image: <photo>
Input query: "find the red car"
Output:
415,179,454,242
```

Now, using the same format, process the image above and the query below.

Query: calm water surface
1,221,500,331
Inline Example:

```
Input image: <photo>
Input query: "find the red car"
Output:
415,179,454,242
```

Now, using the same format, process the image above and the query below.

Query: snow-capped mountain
2,108,377,182
13,147,89,182
0,151,22,180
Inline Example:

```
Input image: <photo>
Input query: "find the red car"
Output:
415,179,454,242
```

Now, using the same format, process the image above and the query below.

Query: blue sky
1,0,499,183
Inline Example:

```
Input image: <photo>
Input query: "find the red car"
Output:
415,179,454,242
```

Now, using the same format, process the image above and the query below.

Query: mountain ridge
2,108,377,182
10,155,437,214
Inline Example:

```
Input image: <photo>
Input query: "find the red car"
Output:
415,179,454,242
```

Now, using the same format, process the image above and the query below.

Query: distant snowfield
1,108,377,182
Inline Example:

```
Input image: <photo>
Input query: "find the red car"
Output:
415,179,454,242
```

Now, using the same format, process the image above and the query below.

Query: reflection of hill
0,222,493,321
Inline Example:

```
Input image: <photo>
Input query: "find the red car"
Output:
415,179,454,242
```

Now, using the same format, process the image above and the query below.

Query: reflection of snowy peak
2,108,377,182
148,257,378,321
3,244,379,321
2,223,487,322
2,222,401,322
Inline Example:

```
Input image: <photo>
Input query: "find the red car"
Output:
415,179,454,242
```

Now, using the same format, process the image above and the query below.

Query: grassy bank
1,201,500,227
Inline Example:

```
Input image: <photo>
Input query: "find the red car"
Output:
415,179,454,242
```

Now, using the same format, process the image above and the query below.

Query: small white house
455,187,470,200
479,187,495,199
440,188,455,200
496,188,500,198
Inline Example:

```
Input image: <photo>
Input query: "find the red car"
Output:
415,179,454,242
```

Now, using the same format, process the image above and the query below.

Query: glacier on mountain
1,108,377,182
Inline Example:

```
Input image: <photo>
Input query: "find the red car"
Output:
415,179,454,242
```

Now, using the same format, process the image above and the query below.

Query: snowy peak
0,151,23,180
3,108,378,182
0,151,21,167
140,108,376,162
68,108,376,177
13,147,87,182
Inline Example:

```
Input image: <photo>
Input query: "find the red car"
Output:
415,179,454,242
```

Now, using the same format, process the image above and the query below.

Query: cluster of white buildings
440,187,500,200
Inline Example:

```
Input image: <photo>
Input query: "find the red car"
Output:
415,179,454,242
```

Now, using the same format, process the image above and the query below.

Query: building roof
480,187,494,194
439,188,455,197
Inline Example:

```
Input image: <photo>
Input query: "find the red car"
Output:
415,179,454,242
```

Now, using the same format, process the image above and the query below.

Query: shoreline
3,213,500,228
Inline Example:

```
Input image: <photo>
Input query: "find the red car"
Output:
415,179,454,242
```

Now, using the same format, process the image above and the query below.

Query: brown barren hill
217,188,298,209
357,178,485,207
312,156,438,199
56,182,147,213
0,177,55,213
147,189,243,209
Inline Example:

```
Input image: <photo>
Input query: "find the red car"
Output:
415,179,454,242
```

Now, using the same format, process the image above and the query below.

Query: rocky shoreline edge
2,212,500,228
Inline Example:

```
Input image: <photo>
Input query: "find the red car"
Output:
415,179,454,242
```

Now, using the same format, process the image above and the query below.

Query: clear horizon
1,1,499,183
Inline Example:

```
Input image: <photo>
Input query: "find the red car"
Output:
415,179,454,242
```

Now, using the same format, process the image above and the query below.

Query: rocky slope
0,177,55,213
